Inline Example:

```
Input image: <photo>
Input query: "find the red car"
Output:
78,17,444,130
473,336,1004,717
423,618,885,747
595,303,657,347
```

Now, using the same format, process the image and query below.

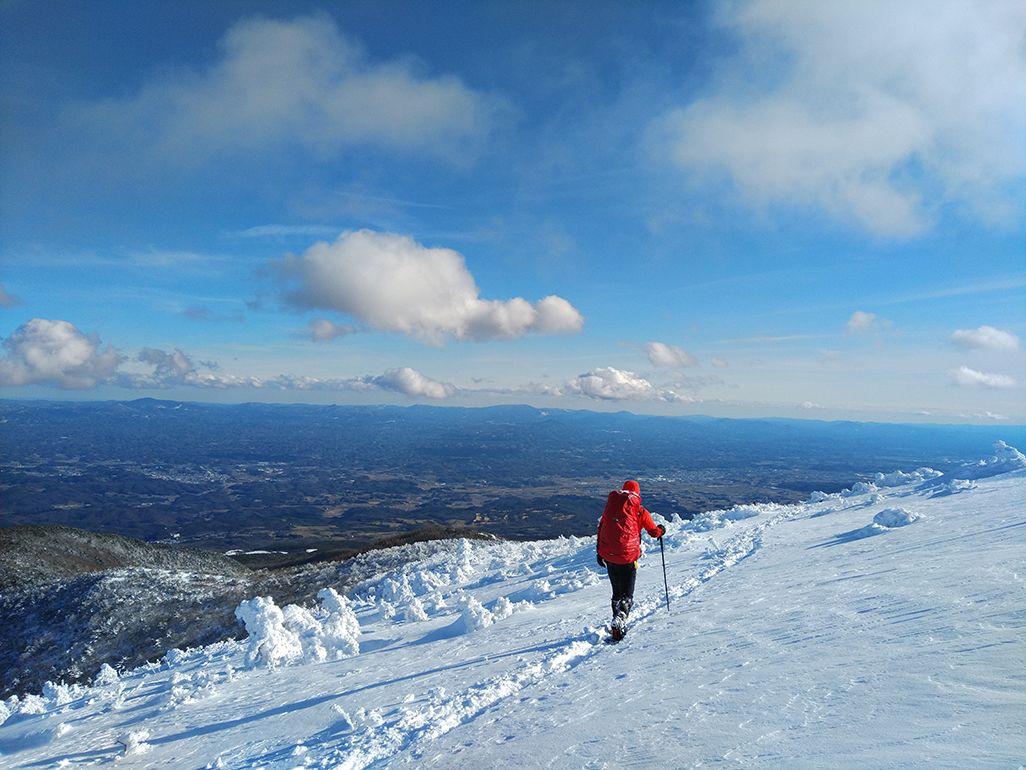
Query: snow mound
872,508,923,528
956,440,1026,479
93,663,120,687
841,481,878,497
118,728,151,756
459,596,531,633
874,468,942,487
917,441,1025,495
933,479,977,496
235,589,360,668
816,506,926,546
686,502,787,532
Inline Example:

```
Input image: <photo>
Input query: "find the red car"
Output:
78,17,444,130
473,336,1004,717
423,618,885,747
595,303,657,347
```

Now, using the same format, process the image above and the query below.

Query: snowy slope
1,446,1023,769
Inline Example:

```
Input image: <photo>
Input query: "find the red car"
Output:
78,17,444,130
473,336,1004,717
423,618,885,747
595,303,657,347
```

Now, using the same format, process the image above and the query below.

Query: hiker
596,479,665,640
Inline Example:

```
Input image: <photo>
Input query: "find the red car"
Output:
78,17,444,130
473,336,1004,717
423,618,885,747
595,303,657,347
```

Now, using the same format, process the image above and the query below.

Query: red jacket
597,489,662,564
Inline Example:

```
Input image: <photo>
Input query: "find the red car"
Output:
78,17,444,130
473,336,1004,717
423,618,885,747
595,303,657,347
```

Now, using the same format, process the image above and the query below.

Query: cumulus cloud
367,367,456,400
846,311,881,333
645,341,698,368
562,367,691,402
280,230,584,344
0,318,124,389
710,357,729,368
73,14,502,166
948,366,1016,389
950,325,1019,351
0,284,22,308
654,1,1026,236
307,318,359,342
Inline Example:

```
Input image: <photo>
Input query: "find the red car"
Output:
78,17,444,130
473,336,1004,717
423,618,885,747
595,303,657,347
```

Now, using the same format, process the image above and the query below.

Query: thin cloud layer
645,341,698,368
307,319,359,342
281,230,584,344
0,284,22,308
0,318,123,389
950,325,1019,351
655,0,1026,237
846,311,880,333
72,14,501,167
126,346,455,398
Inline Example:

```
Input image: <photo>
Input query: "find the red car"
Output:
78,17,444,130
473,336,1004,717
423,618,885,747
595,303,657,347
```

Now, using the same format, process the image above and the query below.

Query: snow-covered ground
2,445,1024,769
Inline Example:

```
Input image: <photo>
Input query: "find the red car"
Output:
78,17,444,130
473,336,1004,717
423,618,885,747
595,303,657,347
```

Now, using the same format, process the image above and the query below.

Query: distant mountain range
2,398,1021,554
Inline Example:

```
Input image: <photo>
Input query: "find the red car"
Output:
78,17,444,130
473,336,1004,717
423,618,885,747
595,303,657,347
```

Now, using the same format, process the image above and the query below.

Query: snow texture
0,443,1023,769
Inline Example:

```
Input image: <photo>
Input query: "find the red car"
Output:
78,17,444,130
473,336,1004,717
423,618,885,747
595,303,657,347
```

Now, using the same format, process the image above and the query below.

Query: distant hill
0,524,251,592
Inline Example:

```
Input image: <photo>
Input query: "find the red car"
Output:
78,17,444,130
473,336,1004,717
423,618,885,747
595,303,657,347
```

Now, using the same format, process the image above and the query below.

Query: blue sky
1,0,1023,423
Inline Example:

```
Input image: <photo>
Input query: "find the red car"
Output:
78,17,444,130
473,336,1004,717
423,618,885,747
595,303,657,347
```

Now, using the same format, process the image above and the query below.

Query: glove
657,524,666,538
596,552,606,567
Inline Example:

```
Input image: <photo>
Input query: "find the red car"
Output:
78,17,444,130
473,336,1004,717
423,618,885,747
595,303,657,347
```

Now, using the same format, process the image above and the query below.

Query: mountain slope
0,524,251,592
0,450,1023,769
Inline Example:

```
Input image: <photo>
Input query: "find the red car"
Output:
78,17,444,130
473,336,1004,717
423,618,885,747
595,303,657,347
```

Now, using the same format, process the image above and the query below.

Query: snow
1,445,1023,769
116,730,151,757
872,507,923,528
234,589,361,667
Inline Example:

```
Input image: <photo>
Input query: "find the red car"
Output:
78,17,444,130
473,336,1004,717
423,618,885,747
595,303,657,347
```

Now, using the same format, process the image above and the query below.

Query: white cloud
710,357,729,368
367,368,456,400
645,341,698,368
123,347,455,399
74,14,502,166
798,401,821,410
948,366,1016,389
846,311,880,333
950,325,1019,351
562,367,691,402
307,319,359,342
0,318,123,389
0,284,22,308
654,0,1026,236
281,230,584,344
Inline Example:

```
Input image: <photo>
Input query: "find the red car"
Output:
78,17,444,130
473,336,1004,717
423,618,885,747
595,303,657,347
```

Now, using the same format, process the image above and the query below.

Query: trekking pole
659,535,670,610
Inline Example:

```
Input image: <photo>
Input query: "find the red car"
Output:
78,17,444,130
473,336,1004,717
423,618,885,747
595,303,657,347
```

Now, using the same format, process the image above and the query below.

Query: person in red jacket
596,479,666,640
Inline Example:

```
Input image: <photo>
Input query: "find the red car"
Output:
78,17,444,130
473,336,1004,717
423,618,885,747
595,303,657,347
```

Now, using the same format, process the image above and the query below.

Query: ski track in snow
301,509,795,770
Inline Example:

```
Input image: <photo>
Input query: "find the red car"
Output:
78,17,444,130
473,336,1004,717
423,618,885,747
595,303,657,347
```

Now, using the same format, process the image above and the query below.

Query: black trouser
606,560,637,620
